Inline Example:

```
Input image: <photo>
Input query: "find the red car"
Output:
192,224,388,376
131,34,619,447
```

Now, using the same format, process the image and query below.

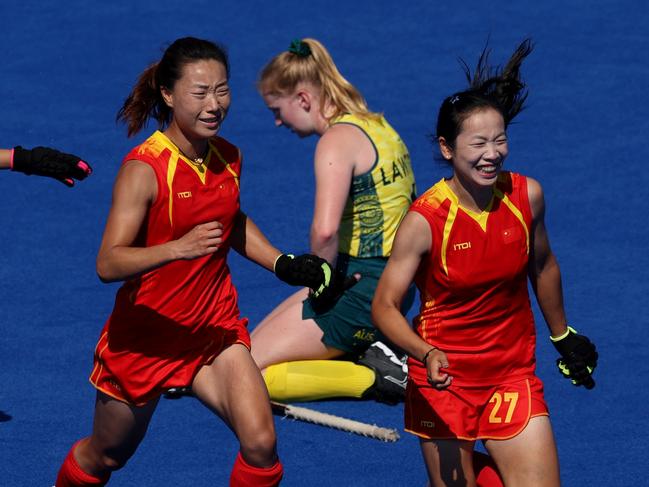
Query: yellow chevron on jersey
135,131,240,227
333,114,416,257
409,172,537,387
412,177,529,276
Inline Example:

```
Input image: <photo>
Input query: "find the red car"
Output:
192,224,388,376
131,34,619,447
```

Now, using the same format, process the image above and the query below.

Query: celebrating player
1,146,91,186
54,36,347,487
250,38,416,404
372,39,598,486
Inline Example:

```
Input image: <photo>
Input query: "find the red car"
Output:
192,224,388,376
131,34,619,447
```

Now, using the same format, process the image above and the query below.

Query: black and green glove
550,326,598,389
11,146,92,187
274,254,358,313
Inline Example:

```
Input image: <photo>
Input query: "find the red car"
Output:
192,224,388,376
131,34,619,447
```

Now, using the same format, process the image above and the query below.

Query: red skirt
405,364,548,441
89,314,250,406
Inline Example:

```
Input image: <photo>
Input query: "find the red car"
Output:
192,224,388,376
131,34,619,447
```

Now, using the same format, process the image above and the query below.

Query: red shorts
89,318,251,406
405,375,548,441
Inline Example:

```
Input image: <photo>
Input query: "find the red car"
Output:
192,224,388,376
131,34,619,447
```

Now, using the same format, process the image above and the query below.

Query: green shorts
303,254,415,355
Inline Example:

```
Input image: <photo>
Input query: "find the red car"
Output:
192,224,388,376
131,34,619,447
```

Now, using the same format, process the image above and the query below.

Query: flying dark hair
117,37,229,137
435,38,533,150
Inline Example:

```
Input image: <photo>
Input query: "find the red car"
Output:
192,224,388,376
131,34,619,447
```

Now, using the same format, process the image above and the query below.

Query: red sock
55,440,110,487
230,452,283,487
473,451,504,487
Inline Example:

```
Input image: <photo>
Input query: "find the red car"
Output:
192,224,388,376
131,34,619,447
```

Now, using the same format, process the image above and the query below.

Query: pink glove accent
9,148,15,170
77,160,91,174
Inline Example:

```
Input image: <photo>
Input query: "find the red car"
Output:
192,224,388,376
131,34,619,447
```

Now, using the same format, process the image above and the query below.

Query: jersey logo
420,420,435,428
453,241,472,251
502,226,521,244
353,329,376,342
177,191,193,199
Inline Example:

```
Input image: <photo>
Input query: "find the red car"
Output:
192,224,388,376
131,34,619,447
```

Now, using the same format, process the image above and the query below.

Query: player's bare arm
97,161,223,282
373,211,451,388
230,210,282,271
527,177,568,337
310,124,358,263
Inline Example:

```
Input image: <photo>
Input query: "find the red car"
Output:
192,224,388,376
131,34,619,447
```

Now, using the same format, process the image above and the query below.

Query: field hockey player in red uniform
54,36,348,487
372,39,598,486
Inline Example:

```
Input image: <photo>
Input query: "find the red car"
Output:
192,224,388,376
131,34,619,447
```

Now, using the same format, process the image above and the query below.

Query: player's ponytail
117,63,161,137
258,38,379,123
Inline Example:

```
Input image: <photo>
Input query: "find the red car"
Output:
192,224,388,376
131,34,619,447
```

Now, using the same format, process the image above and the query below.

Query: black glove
11,146,92,187
551,326,598,389
274,254,358,312
274,253,330,289
309,265,359,314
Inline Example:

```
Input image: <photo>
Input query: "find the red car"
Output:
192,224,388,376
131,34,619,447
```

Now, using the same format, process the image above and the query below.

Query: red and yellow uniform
90,131,249,406
405,171,548,440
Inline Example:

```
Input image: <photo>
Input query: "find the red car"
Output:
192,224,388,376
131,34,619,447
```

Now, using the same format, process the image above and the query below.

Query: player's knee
239,429,278,467
77,440,130,475
93,450,133,473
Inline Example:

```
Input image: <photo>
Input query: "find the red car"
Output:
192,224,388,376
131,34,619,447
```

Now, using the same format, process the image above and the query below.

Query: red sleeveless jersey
408,172,536,387
90,131,249,405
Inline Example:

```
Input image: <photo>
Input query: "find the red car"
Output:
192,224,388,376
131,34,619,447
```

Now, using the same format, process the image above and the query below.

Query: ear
295,90,311,111
160,86,174,108
438,137,453,160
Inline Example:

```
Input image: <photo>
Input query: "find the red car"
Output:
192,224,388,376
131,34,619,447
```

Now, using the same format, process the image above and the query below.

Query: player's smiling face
262,92,314,138
162,59,231,141
441,107,509,189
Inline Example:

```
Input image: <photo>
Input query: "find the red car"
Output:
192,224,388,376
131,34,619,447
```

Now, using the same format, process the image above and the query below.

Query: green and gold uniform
303,113,416,354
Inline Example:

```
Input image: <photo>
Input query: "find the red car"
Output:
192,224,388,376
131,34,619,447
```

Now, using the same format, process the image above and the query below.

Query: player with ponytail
54,36,350,486
251,38,416,405
373,39,597,486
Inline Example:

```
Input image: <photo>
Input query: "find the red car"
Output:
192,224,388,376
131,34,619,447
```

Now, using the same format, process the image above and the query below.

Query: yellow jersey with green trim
334,114,415,258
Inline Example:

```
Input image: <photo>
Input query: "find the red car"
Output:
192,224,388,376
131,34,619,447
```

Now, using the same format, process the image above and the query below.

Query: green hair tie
288,39,311,57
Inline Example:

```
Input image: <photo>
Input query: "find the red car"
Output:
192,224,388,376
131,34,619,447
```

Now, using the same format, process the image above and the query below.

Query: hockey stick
270,401,400,442
162,389,399,441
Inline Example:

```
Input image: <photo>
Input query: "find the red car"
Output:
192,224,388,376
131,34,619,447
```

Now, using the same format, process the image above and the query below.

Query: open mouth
200,110,225,126
475,162,502,175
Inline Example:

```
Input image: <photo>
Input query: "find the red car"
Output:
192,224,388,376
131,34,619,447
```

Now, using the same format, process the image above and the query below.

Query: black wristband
421,347,437,365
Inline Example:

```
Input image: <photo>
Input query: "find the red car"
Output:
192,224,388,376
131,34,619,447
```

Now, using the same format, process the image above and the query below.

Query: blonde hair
257,38,380,122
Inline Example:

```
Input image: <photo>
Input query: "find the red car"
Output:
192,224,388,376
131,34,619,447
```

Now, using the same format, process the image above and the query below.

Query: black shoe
163,387,193,399
357,341,408,404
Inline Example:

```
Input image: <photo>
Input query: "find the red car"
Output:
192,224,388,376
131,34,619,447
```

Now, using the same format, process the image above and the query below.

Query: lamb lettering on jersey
379,154,411,186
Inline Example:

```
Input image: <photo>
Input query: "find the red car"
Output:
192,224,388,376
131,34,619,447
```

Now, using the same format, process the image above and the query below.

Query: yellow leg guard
263,360,375,402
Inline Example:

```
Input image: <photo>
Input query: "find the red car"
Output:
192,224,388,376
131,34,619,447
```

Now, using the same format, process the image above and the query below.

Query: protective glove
274,254,358,312
550,326,598,389
11,146,92,187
